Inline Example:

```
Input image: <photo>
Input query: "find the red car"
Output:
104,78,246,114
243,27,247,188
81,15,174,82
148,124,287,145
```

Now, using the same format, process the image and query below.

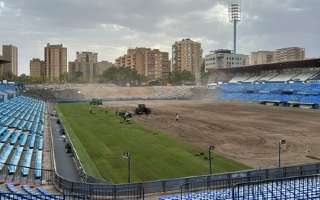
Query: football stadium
0,58,319,199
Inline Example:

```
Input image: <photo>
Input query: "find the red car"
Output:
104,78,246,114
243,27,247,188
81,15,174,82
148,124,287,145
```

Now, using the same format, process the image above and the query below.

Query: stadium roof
208,58,320,73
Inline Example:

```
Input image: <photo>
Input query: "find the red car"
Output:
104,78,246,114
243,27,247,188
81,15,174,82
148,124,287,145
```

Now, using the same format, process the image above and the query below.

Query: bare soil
104,100,320,168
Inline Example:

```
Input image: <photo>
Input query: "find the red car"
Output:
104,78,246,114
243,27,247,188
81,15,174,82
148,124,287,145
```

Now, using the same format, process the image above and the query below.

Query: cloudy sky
0,0,319,75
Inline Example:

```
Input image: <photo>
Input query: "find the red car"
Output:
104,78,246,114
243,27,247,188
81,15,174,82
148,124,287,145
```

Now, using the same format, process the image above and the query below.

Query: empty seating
21,149,33,176
0,145,14,170
8,146,24,174
219,82,320,107
35,150,43,178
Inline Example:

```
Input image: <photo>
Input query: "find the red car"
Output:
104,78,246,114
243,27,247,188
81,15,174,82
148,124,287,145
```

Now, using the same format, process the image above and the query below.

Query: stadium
0,58,319,200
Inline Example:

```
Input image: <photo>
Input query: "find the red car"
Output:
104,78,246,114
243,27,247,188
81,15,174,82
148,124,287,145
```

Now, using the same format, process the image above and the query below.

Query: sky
0,0,319,75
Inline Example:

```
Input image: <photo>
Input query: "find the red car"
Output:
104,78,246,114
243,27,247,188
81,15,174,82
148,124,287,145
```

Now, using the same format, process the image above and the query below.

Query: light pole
208,145,215,175
278,140,286,168
122,152,132,183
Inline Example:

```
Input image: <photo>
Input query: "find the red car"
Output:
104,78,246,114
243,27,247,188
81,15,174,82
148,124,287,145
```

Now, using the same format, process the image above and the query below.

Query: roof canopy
208,58,320,73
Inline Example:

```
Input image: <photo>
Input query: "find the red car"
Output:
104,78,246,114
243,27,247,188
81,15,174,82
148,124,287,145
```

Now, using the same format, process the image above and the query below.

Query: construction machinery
135,104,151,115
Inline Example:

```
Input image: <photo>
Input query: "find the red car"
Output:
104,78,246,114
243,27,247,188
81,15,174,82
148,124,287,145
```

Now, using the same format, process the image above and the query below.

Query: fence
49,162,320,199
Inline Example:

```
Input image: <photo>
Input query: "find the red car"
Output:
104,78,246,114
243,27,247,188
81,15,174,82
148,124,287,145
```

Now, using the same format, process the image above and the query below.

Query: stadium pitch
57,103,248,183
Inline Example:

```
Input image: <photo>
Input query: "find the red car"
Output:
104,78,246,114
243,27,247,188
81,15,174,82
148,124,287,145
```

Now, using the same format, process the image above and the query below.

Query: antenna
228,0,241,54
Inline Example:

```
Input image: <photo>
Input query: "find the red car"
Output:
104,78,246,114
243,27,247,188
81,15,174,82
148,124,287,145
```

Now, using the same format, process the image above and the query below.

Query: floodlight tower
228,0,241,54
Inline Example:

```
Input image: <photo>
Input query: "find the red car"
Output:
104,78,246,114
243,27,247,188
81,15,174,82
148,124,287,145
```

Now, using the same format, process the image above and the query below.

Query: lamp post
208,145,215,175
122,152,131,183
278,140,286,168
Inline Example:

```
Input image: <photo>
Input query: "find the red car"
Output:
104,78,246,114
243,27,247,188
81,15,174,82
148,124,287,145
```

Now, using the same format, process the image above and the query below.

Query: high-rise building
74,51,98,81
145,50,170,80
30,58,45,78
2,45,18,76
115,47,169,80
44,43,67,81
250,51,274,65
69,52,113,81
171,39,203,82
205,49,249,70
274,47,305,62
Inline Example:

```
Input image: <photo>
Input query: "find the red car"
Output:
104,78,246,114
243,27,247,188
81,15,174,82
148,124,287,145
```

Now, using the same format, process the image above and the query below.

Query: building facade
44,43,67,81
2,45,18,76
171,39,203,82
74,52,98,81
30,58,45,78
205,49,249,71
250,51,274,65
115,47,169,80
69,52,113,81
273,47,305,63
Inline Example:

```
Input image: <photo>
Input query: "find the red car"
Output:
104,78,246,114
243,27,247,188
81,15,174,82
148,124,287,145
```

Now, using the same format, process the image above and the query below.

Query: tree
100,67,146,86
168,70,195,85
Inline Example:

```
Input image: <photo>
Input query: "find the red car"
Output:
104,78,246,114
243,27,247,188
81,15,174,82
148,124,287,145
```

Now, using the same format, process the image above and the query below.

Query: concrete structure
274,47,305,63
171,39,203,82
30,58,45,78
2,45,18,76
44,43,67,81
250,51,274,65
115,47,169,80
205,49,249,71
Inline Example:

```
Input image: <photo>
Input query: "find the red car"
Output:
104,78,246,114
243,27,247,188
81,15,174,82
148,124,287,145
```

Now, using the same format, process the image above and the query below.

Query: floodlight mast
228,0,241,54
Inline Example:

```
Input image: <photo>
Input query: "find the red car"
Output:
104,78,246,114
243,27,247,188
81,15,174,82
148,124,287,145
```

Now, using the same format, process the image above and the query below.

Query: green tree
168,70,195,85
100,67,146,86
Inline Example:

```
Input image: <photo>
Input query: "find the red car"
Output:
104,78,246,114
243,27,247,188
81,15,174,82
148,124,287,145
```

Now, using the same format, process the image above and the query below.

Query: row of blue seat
1,183,64,200
160,178,320,200
219,82,320,94
0,131,43,150
220,93,320,104
8,147,24,174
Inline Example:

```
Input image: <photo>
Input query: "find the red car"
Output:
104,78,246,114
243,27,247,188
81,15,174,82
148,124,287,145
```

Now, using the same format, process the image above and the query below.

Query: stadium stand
218,82,320,108
160,175,320,200
0,95,46,181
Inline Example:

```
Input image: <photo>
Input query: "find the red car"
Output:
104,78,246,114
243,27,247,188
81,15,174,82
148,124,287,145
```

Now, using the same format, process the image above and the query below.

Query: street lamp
122,152,132,183
208,145,215,175
278,140,286,168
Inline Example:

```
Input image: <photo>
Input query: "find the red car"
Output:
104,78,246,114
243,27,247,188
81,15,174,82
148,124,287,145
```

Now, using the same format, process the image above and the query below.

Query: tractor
135,104,151,115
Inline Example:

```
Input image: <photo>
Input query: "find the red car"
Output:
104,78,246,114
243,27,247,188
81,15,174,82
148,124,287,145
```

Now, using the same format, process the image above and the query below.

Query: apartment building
115,47,169,80
274,47,305,62
30,58,45,78
250,51,274,65
2,45,18,76
44,43,67,81
171,39,203,81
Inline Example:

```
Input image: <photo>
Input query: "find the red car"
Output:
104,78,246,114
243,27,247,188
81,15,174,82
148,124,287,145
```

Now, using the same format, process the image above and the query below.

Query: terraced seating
8,146,24,174
218,82,320,106
35,150,43,178
160,177,320,200
0,145,14,170
21,149,33,176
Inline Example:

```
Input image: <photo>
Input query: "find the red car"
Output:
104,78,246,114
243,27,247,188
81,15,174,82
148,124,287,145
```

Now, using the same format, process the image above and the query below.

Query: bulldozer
135,104,151,115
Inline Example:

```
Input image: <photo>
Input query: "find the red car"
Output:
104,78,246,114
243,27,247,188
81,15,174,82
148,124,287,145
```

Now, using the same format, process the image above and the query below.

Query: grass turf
56,103,249,183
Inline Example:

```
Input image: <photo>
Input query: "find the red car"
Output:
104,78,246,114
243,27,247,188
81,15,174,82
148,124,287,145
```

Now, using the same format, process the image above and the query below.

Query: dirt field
104,100,320,168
